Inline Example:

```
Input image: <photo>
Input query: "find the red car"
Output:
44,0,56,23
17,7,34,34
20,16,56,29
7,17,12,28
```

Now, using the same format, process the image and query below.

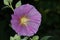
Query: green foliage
9,0,13,3
15,1,21,8
10,36,15,40
3,0,14,11
10,34,21,40
1,6,9,10
10,34,28,40
4,0,9,5
32,36,39,40
40,36,52,40
21,37,28,40
10,35,39,40
4,0,13,5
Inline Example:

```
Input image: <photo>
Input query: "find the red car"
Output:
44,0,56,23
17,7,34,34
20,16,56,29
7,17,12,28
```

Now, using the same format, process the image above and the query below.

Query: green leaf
21,37,28,40
10,34,21,40
4,0,13,5
4,0,9,5
14,34,21,40
15,1,21,8
40,36,52,40
32,35,39,40
9,0,13,3
10,36,15,40
1,6,9,10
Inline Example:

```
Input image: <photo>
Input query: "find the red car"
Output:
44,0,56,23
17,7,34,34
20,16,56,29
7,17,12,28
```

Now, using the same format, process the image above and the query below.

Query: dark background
0,0,60,40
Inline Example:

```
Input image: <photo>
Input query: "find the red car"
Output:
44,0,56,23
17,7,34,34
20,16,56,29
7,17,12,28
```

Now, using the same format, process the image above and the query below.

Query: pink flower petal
11,4,42,36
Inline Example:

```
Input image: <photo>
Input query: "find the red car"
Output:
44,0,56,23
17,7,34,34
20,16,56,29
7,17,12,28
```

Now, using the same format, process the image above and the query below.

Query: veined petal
11,4,42,36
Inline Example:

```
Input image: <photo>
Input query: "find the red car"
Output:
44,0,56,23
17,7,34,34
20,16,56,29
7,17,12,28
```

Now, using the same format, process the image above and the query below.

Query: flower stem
9,5,14,11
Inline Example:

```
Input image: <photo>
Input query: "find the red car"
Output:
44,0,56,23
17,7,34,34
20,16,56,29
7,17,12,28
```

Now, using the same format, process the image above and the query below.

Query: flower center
20,16,29,25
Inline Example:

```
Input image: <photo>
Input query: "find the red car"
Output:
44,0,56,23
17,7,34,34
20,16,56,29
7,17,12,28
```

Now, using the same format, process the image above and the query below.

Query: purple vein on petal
25,24,34,36
27,22,38,34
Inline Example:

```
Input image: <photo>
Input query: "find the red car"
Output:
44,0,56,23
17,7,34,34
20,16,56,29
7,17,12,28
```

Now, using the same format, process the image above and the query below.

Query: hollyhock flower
11,4,42,36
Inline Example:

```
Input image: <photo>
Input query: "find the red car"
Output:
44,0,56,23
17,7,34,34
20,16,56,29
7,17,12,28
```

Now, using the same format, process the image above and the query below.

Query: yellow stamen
20,16,29,25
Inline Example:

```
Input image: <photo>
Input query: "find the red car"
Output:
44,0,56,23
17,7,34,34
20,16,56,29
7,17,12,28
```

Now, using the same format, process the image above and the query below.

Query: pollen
20,16,29,25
